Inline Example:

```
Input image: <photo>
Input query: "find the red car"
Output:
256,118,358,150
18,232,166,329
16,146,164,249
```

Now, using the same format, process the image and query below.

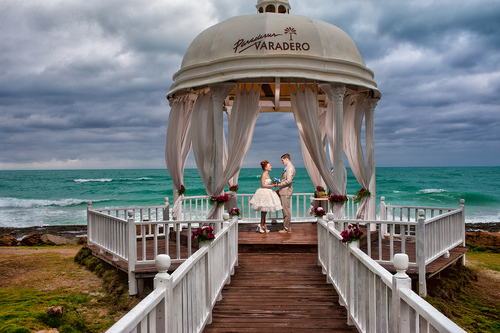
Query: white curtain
290,85,343,197
301,110,327,215
191,86,261,218
320,84,348,195
343,94,370,219
165,96,194,220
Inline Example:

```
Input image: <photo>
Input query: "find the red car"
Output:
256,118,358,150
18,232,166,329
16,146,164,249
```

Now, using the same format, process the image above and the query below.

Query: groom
277,153,295,234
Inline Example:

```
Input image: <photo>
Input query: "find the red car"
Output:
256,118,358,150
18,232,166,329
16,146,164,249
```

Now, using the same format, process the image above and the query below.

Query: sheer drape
320,84,348,195
290,85,347,218
165,96,194,220
301,110,327,215
343,94,370,219
191,86,261,218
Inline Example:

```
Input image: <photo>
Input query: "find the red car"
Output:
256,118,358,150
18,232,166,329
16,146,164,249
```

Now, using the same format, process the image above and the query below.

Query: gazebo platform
86,221,468,293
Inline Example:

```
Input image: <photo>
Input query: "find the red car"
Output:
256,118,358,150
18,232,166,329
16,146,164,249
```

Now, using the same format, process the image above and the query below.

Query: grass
425,248,500,333
0,245,141,333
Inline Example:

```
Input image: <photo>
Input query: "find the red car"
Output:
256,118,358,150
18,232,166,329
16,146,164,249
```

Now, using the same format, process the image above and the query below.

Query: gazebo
165,0,381,221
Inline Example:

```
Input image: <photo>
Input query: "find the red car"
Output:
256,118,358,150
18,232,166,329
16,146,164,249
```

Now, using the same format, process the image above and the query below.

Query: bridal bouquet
271,178,280,185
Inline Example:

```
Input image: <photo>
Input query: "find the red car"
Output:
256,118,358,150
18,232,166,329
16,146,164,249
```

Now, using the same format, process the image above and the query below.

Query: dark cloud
0,0,499,170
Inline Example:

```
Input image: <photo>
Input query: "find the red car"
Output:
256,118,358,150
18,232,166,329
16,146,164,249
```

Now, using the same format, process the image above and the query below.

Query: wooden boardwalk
203,252,357,332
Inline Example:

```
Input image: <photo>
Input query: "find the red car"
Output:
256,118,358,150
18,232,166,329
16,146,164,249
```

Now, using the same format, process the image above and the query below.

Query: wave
74,178,113,183
418,189,448,194
0,197,107,209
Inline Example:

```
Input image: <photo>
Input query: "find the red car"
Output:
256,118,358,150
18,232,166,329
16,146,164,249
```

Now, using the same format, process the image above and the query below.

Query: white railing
179,193,358,221
326,199,465,296
106,216,239,333
317,218,466,333
87,201,228,295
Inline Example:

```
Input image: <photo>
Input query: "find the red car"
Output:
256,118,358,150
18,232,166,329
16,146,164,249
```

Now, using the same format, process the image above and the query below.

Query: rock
35,329,59,333
0,234,18,246
466,231,500,248
41,234,73,245
77,236,88,245
45,305,65,317
20,233,42,246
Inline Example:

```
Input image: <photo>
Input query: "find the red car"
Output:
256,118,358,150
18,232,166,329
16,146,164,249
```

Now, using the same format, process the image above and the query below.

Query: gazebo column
209,82,236,197
366,99,378,220
331,84,346,193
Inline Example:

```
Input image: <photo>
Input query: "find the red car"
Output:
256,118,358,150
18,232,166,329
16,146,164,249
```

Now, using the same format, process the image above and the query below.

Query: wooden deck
87,221,468,287
203,252,357,332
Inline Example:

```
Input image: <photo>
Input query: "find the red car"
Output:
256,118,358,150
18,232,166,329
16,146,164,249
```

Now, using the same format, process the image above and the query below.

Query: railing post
127,210,138,295
154,254,172,333
87,201,93,245
347,240,358,326
223,213,231,283
380,197,387,237
460,199,466,265
390,253,412,333
417,209,426,297
326,214,334,278
163,197,170,221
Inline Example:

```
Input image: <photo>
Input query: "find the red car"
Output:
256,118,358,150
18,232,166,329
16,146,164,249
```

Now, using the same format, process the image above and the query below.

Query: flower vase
349,240,359,248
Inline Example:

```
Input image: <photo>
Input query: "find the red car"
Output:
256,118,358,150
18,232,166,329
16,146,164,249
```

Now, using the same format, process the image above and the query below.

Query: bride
250,160,283,233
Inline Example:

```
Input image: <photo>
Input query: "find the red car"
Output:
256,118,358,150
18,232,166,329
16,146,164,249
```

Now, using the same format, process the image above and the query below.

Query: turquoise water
0,167,499,227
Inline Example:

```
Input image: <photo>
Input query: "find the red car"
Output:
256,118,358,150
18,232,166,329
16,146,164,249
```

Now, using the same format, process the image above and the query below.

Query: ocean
0,167,499,228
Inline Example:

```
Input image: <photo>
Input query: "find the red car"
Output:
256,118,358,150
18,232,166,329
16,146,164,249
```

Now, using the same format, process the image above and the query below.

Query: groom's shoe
278,229,292,234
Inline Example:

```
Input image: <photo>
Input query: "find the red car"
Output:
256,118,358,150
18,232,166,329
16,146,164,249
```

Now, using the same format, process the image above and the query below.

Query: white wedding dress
250,179,283,212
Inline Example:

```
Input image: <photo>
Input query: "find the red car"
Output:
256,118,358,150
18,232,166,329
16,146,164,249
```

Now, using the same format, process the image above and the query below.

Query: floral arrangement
314,186,329,198
313,206,326,218
229,185,239,192
229,207,241,217
271,178,280,185
329,194,348,205
354,188,371,203
178,185,186,196
340,224,363,243
192,226,215,244
210,194,230,207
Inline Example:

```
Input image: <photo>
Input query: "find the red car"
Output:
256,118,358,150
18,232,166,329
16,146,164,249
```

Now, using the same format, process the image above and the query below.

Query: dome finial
256,0,291,14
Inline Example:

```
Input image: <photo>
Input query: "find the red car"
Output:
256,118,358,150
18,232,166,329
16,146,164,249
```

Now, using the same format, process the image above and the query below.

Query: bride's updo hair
260,160,269,170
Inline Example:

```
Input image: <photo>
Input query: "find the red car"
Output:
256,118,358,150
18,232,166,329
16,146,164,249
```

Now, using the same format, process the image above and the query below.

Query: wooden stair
203,250,357,332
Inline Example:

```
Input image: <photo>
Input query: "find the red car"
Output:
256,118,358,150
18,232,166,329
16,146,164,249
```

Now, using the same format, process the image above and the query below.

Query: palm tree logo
284,27,297,41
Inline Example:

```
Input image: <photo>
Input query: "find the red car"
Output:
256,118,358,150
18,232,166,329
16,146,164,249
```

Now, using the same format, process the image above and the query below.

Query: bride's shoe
265,228,270,233
257,226,265,233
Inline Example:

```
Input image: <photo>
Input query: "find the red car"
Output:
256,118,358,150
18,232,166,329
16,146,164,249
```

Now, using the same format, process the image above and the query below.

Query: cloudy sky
1,0,499,170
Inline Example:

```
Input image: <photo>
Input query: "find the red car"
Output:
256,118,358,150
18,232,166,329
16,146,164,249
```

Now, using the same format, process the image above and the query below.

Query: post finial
155,254,171,274
393,253,409,278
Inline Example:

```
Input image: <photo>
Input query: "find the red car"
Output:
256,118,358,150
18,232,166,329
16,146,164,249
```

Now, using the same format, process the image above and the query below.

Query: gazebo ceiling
167,0,380,107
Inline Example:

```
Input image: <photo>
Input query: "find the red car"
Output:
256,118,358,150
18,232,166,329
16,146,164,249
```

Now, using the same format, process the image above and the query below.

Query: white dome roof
168,11,379,98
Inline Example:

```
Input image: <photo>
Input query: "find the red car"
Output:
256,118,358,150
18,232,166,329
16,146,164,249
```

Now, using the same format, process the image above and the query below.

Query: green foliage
467,243,500,254
0,288,88,333
426,265,500,333
0,324,31,333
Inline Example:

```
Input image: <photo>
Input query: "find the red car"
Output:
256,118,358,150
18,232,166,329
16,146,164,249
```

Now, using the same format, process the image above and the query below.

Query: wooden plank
203,252,357,332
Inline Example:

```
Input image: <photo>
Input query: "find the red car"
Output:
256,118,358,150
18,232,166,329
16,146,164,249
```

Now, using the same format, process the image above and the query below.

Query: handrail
106,215,239,333
179,192,358,221
87,203,227,295
317,218,466,332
